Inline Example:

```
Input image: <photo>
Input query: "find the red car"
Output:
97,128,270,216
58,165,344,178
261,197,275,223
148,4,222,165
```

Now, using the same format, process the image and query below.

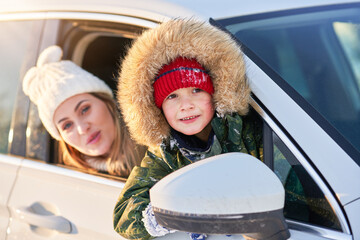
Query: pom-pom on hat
153,57,214,108
22,45,113,140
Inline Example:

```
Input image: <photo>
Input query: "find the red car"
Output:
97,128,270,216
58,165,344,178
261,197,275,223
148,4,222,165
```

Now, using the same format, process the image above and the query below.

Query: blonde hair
58,92,146,177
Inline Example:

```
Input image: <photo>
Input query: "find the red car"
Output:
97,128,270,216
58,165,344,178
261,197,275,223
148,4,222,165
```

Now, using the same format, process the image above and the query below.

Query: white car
0,0,359,239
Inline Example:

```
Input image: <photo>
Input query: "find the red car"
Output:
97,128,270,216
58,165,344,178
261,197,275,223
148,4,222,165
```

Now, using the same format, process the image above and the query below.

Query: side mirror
150,152,290,240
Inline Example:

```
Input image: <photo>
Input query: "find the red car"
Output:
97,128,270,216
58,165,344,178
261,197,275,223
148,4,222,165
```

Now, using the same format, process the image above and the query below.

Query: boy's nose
180,97,194,111
77,122,90,134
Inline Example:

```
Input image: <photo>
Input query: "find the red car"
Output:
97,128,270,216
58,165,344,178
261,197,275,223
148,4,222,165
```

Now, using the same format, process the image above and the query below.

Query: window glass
333,22,360,92
0,20,35,154
219,5,360,162
273,133,341,230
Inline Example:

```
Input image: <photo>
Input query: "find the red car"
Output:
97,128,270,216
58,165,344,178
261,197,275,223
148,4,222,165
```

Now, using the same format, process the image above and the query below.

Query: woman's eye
166,93,177,100
63,122,72,130
81,106,90,115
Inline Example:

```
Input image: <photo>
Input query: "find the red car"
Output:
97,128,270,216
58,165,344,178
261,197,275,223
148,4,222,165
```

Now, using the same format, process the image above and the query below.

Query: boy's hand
142,203,176,237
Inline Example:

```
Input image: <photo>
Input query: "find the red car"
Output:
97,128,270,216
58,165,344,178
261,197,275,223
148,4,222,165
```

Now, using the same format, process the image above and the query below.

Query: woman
23,45,145,177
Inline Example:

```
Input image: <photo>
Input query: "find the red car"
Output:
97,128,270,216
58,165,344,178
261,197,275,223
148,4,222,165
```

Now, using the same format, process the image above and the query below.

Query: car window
24,19,146,179
272,131,341,230
81,36,133,93
58,19,142,101
333,21,360,91
217,3,360,165
0,20,38,154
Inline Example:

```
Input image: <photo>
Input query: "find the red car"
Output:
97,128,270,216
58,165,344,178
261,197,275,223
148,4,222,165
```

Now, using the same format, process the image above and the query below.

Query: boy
114,18,263,240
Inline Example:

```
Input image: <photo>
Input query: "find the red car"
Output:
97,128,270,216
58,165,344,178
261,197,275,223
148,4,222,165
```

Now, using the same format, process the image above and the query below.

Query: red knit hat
153,57,214,108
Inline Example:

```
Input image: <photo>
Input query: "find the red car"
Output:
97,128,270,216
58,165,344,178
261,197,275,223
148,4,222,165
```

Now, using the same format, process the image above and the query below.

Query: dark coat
114,18,260,239
113,112,263,239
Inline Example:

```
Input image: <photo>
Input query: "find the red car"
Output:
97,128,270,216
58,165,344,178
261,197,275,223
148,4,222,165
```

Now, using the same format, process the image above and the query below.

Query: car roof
1,0,359,22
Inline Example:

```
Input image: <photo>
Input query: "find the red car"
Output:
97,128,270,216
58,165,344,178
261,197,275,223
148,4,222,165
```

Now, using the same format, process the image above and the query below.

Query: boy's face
162,87,214,141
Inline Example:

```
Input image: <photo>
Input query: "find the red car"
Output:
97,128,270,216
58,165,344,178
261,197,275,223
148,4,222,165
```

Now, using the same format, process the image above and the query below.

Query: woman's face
53,93,115,157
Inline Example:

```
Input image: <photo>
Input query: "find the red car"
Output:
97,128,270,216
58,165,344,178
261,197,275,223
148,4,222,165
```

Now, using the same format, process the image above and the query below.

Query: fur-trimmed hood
118,18,250,148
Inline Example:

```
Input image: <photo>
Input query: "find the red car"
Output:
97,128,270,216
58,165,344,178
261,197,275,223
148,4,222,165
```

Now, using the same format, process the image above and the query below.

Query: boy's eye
193,88,202,93
166,93,177,100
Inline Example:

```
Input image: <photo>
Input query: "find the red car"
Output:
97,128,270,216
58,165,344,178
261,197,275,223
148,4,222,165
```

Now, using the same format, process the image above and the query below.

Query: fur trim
118,18,250,148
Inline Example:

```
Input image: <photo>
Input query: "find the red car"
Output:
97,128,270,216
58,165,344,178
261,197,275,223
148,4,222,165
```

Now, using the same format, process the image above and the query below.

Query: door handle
14,206,72,233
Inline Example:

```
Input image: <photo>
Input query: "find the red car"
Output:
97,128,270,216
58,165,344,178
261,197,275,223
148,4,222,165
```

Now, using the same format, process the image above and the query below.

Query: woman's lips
87,131,101,144
180,115,200,123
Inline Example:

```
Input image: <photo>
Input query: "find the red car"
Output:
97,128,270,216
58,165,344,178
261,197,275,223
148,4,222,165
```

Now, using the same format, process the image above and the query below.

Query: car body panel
0,155,22,240
344,199,360,240
1,0,360,22
7,159,125,240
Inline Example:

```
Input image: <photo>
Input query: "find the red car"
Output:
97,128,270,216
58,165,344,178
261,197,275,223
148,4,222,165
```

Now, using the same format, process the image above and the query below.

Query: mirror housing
150,152,290,240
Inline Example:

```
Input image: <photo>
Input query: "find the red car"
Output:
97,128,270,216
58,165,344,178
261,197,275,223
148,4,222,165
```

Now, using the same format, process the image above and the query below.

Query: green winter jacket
113,112,263,240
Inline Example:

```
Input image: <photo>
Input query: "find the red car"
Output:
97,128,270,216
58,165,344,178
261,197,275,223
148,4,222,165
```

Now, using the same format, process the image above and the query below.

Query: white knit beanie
23,45,113,140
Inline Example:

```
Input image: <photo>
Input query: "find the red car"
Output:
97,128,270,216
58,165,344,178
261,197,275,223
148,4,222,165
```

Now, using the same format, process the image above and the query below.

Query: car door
249,100,353,240
7,160,127,240
214,5,360,238
5,13,157,240
0,156,21,240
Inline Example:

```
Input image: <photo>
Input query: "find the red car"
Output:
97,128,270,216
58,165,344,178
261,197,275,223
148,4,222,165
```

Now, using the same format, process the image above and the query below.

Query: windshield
217,4,360,162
